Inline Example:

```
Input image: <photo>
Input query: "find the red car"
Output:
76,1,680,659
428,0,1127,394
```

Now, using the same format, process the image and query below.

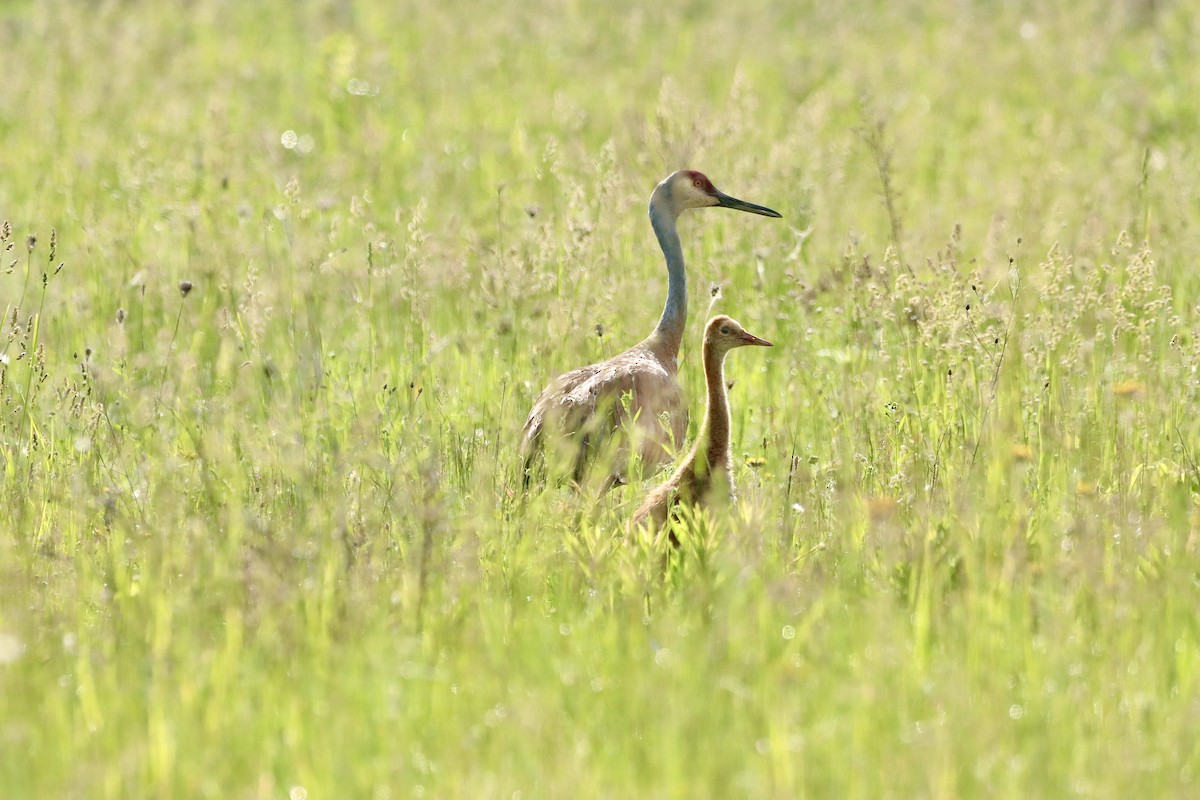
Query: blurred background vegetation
1,0,1199,797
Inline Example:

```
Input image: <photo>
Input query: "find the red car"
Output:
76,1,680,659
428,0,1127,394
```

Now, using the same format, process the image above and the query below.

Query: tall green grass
2,0,1199,796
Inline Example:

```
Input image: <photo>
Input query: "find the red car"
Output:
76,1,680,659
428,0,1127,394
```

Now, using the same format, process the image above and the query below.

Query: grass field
3,0,1200,796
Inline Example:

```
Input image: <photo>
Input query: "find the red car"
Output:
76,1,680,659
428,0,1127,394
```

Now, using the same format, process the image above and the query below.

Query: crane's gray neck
648,190,686,356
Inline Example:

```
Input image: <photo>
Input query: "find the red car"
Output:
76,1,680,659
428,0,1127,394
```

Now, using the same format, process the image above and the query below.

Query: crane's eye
719,326,730,334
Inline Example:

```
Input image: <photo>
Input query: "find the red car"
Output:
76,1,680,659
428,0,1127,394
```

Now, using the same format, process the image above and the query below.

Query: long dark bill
715,190,782,218
739,332,773,347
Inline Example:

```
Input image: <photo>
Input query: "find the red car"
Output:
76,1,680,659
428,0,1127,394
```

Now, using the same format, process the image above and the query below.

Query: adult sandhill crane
631,315,772,535
521,170,780,488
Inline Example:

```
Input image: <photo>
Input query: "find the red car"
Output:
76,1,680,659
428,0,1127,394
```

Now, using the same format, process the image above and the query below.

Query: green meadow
3,0,1199,796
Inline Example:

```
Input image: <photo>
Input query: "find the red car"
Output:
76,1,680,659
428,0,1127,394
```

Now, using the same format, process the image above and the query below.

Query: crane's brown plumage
521,171,780,488
522,332,688,487
631,315,772,534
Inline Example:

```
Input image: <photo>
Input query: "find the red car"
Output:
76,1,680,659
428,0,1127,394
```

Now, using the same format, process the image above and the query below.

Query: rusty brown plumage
631,315,772,534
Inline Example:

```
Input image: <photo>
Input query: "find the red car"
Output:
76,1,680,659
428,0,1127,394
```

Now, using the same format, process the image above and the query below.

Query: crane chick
631,315,772,535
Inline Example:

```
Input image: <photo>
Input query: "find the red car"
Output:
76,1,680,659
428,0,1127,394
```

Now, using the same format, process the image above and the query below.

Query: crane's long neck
648,197,686,360
699,345,731,471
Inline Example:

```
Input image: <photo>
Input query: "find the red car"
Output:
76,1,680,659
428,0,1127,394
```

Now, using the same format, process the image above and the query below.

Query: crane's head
656,170,782,219
704,315,773,353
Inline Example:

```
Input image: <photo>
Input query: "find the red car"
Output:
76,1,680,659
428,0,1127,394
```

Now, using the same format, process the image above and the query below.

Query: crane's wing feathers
521,345,686,482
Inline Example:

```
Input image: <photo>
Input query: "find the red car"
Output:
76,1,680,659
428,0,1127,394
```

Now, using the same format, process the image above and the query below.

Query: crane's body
631,315,772,533
521,171,780,489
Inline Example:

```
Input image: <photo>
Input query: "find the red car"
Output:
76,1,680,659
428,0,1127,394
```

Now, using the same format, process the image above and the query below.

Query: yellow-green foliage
2,0,1199,797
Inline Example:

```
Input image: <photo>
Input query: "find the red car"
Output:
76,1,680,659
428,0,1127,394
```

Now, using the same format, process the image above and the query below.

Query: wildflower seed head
1112,380,1143,398
179,280,193,298
868,495,899,521
26,235,36,252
